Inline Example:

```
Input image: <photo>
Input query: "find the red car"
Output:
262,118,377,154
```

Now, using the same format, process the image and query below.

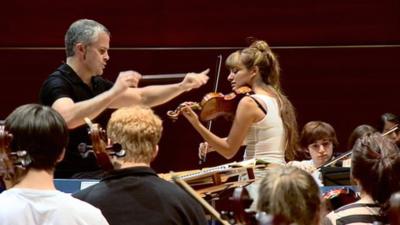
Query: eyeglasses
308,140,333,151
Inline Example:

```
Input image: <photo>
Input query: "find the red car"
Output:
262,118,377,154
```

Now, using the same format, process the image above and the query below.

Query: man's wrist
178,81,190,92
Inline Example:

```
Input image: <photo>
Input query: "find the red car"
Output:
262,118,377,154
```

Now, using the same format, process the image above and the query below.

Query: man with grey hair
39,19,209,178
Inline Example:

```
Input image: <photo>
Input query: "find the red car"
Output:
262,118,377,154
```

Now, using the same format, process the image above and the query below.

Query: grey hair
65,19,110,57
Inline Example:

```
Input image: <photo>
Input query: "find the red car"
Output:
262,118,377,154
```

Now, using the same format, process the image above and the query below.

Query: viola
82,118,125,171
322,187,359,211
217,187,292,225
167,86,252,122
220,186,256,225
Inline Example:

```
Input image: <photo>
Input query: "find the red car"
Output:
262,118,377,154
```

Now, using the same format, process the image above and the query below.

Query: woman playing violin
181,40,298,206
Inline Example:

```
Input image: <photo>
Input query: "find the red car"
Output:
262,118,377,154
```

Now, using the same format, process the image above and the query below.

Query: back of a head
65,19,110,57
107,106,163,164
5,104,68,171
257,166,321,225
351,132,400,204
347,124,376,150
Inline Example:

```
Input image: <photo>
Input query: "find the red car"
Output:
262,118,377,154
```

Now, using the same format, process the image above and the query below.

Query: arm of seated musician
286,160,323,187
286,160,317,173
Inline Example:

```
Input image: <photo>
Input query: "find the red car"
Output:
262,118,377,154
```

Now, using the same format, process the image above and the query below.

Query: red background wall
0,0,399,172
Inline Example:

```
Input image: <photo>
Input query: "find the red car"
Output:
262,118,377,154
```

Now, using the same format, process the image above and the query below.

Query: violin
81,118,125,171
167,86,252,122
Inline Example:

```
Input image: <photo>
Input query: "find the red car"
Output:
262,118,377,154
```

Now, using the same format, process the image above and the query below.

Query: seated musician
257,166,321,225
0,104,109,225
73,106,207,225
389,191,400,225
347,124,376,150
323,132,400,225
379,112,400,147
287,121,338,186
180,40,299,208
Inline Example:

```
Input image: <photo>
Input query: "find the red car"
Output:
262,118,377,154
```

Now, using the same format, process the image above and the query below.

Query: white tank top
243,94,286,165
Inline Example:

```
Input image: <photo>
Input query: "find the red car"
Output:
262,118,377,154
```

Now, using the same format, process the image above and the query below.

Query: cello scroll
84,118,114,171
0,121,31,189
82,118,126,171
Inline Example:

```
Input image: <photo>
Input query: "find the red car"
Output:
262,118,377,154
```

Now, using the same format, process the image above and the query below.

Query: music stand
321,167,351,186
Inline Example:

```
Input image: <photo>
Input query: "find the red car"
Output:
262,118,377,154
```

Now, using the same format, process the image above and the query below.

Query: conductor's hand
112,71,142,95
180,69,210,92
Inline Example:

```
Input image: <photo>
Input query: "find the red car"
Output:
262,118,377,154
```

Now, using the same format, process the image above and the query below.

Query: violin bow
199,55,223,164
208,54,223,131
317,150,352,170
382,125,399,136
317,126,399,170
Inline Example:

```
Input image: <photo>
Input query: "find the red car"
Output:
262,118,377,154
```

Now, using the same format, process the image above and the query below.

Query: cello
0,121,31,189
0,121,14,189
80,118,125,171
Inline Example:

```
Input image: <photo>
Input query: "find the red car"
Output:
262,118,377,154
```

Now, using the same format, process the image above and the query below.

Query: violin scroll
167,102,201,122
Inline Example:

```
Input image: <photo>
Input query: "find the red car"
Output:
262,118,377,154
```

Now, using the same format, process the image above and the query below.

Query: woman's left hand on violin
181,105,201,126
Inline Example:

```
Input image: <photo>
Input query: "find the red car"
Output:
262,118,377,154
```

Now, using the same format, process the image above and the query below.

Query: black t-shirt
39,64,114,178
73,167,208,225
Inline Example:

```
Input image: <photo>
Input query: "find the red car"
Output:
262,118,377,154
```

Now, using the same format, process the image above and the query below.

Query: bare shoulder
238,96,258,108
236,96,260,118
